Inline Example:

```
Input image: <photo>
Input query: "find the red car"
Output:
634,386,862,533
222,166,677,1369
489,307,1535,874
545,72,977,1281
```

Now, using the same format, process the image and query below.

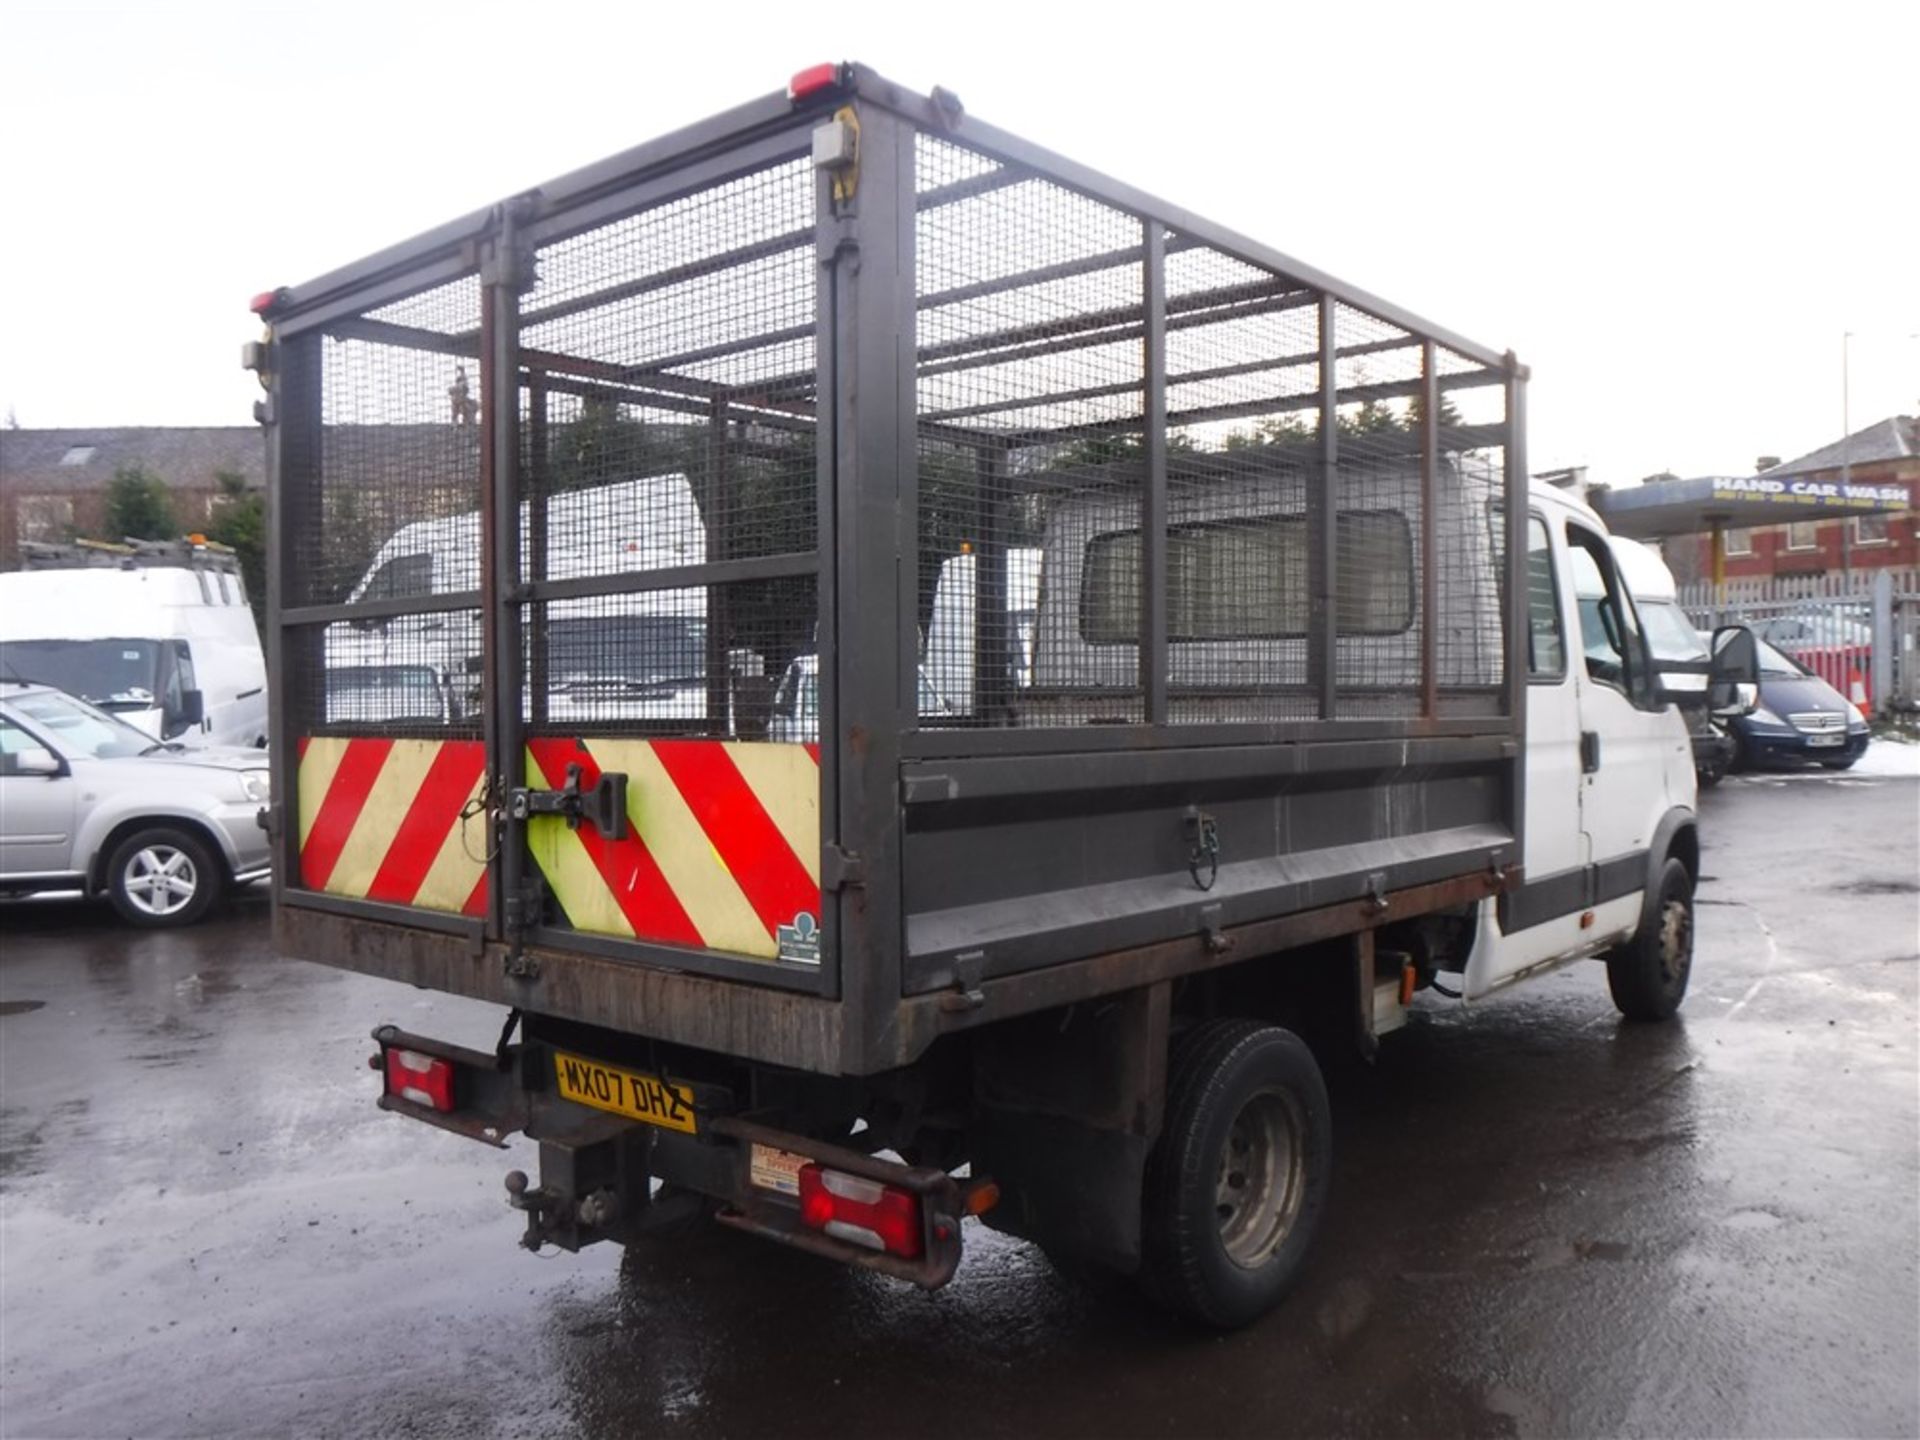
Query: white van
327,474,713,725
0,541,268,749
925,547,1042,717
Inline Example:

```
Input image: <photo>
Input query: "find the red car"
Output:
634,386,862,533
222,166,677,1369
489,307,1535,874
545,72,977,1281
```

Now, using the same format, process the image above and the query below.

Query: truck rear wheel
1141,1020,1331,1328
1605,856,1694,1021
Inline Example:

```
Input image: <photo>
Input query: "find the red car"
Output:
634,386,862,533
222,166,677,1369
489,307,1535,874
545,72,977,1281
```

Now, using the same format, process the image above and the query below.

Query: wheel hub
1214,1088,1306,1268
125,845,199,918
1657,897,1692,983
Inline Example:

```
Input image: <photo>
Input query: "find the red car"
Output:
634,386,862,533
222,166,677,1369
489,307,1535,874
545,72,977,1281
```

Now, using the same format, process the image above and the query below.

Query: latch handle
508,764,629,841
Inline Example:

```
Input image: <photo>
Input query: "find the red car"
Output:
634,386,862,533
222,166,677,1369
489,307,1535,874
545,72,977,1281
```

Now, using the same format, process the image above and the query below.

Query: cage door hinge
502,875,546,980
820,844,864,892
508,764,629,841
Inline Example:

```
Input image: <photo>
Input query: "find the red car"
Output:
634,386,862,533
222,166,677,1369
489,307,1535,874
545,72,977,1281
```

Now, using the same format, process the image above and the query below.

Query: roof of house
0,427,264,495
1762,415,1919,479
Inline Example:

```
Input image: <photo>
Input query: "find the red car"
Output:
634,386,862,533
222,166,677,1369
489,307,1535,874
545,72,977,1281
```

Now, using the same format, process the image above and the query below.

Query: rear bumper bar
367,1024,966,1289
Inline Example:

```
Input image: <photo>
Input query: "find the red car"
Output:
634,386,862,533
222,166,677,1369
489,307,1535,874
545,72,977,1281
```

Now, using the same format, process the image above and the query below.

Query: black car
1716,634,1871,771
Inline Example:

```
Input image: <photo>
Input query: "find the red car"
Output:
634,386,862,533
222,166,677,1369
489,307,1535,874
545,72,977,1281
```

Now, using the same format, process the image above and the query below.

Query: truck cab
1461,486,1701,1006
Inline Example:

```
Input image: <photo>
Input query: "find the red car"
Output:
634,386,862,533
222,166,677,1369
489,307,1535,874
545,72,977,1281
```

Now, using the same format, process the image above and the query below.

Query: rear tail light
385,1048,456,1112
788,63,843,101
797,1164,923,1258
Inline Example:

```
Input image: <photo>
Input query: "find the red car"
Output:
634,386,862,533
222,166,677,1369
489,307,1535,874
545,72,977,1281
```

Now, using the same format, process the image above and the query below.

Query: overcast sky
1,0,1913,484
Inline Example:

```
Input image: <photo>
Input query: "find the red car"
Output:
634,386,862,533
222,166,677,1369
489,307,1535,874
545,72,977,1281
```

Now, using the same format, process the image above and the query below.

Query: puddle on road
0,1001,47,1017
1833,878,1919,896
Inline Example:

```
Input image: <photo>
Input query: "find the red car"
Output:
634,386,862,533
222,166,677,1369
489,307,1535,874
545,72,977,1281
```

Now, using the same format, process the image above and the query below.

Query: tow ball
504,1169,621,1249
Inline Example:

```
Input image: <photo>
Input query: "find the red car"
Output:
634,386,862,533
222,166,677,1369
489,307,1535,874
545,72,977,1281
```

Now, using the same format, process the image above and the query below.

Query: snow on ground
1856,734,1920,778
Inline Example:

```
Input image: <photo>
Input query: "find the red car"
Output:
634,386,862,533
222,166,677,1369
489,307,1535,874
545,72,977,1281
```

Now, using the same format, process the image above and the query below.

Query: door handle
1580,730,1601,774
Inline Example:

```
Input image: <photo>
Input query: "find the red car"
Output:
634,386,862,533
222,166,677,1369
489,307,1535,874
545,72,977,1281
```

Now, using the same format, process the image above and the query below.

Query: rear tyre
1605,856,1693,1022
1141,1020,1332,1328
105,826,224,928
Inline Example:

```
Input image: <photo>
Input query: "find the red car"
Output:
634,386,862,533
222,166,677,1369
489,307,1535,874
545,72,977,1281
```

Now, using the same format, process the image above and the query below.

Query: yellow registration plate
553,1051,698,1134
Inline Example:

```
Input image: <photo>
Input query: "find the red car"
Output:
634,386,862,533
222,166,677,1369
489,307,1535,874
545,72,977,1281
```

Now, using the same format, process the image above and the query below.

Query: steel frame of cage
260,65,1529,1070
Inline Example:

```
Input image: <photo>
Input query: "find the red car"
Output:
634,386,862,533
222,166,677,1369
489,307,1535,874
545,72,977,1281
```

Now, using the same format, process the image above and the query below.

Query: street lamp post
1841,330,1920,583
1841,331,1853,581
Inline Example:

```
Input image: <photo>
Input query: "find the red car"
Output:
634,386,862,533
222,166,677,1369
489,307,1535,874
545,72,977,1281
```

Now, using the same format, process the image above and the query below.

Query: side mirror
1707,626,1760,717
12,746,65,777
178,688,206,728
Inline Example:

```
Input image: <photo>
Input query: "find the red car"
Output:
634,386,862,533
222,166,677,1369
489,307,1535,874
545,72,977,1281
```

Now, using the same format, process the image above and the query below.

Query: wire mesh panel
906,135,1517,734
516,157,820,741
289,272,486,738
915,135,1146,727
1154,246,1324,723
1327,303,1426,716
1433,345,1508,714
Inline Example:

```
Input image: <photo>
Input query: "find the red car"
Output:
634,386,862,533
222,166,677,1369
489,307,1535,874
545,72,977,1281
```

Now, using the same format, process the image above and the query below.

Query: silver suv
0,682,270,926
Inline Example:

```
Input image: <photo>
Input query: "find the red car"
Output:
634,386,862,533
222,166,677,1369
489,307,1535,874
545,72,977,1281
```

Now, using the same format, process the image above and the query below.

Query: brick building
1700,416,1920,579
0,427,266,567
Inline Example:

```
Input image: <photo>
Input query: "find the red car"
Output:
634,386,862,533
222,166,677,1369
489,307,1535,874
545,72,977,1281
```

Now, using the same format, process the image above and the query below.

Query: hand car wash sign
1711,477,1912,508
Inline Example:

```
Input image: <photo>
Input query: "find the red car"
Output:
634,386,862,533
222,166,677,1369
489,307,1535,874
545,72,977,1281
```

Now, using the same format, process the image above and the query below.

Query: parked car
1749,609,1874,711
1712,635,1871,771
0,682,271,925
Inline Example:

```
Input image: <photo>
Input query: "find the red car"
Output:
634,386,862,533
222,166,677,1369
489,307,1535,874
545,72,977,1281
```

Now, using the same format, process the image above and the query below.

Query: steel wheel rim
1214,1087,1306,1268
124,845,198,917
1658,897,1692,984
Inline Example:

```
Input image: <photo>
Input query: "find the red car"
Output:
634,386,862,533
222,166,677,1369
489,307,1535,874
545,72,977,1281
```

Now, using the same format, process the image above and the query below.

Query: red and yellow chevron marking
524,738,820,962
296,736,489,916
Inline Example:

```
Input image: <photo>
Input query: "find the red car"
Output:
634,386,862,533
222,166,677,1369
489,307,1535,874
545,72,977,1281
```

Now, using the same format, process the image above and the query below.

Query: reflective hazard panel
523,738,820,963
296,736,488,915
294,735,821,965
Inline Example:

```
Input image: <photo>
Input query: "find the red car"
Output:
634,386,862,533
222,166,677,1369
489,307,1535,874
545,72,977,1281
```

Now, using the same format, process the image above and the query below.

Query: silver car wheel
122,844,200,918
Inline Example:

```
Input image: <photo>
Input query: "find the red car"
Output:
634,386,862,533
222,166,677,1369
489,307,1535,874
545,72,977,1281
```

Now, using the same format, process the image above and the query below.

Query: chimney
1755,455,1781,473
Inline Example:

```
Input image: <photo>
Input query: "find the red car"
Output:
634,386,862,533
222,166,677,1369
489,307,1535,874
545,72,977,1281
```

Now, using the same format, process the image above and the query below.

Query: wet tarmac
2,767,1916,1438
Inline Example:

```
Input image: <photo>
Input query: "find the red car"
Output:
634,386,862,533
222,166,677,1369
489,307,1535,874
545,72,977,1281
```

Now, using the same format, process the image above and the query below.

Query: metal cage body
262,66,1528,1075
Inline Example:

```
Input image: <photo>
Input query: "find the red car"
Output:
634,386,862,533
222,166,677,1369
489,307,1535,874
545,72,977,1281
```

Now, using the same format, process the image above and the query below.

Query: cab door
1465,512,1589,994
1562,520,1680,938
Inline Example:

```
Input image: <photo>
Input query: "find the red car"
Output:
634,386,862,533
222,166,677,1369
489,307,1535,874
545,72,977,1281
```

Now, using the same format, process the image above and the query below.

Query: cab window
1525,516,1565,680
1566,525,1654,707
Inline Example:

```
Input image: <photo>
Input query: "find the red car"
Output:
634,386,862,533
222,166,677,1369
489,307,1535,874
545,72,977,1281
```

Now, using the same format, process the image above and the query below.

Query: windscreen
8,688,153,757
1638,600,1708,662
0,638,161,711
547,613,707,686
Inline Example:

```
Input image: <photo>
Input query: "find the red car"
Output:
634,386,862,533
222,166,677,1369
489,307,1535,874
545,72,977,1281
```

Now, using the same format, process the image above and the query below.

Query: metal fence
1680,569,1919,714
